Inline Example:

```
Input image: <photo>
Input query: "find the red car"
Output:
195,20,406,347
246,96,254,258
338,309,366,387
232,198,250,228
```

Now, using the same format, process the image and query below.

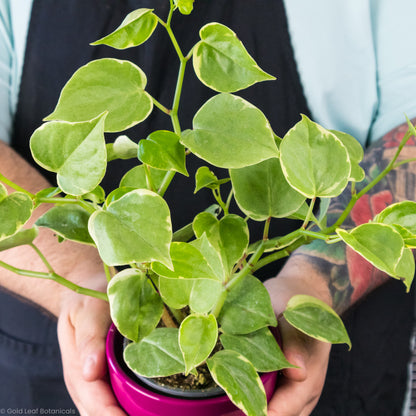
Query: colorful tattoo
293,120,416,312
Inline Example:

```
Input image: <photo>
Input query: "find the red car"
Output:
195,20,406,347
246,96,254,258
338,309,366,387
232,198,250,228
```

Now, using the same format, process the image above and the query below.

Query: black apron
4,1,414,414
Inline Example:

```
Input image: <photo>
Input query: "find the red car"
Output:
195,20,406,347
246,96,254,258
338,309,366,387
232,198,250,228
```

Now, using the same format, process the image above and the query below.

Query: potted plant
0,1,415,415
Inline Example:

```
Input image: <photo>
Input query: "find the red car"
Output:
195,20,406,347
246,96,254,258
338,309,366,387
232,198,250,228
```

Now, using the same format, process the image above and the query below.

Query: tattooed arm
266,119,416,416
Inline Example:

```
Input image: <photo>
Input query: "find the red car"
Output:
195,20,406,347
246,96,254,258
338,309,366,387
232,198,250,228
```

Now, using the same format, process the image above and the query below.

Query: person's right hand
264,259,333,416
57,274,127,416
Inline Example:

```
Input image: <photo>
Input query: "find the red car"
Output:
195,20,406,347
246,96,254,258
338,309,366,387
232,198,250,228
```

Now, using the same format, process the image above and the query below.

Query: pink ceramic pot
106,324,278,416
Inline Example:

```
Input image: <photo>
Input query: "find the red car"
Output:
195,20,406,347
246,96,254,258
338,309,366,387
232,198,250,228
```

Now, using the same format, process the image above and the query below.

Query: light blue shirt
1,0,416,148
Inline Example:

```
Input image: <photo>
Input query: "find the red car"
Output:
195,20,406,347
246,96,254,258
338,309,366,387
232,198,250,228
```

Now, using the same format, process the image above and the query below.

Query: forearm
0,141,106,316
278,120,416,313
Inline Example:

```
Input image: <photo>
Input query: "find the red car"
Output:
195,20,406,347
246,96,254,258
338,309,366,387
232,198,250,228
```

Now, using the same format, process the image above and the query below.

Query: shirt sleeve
0,0,15,144
369,0,416,143
283,0,416,147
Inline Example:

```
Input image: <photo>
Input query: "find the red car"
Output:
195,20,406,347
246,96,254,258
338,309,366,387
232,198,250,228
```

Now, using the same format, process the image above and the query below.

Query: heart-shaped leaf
174,0,194,15
91,9,158,49
120,165,167,191
193,23,275,93
330,130,365,182
194,166,230,193
375,201,416,235
107,269,163,342
336,223,414,288
30,113,107,196
207,350,267,416
88,189,172,267
181,93,279,168
179,314,218,374
220,327,295,372
153,241,223,313
138,130,188,176
190,234,225,282
124,328,185,377
36,205,94,244
280,115,351,198
193,213,249,276
44,58,153,132
219,275,277,334
152,241,220,280
0,184,33,240
283,294,351,348
230,158,306,221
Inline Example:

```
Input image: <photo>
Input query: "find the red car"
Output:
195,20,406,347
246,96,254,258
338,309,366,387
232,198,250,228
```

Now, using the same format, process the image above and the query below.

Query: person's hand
57,275,126,416
264,259,333,416
267,317,331,416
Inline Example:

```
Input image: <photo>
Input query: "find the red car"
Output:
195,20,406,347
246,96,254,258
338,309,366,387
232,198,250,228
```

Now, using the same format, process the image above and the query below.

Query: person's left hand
57,276,126,416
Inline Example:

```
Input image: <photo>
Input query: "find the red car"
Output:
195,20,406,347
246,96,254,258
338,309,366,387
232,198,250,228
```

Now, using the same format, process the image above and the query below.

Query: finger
58,299,127,416
267,319,330,416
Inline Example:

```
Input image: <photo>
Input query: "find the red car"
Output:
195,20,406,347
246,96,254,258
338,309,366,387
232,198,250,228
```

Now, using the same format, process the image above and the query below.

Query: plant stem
0,259,108,301
227,241,266,291
263,217,271,240
212,188,227,214
157,170,176,197
151,96,171,115
29,243,55,274
302,197,316,229
144,164,156,192
37,197,96,214
0,173,35,198
328,128,413,232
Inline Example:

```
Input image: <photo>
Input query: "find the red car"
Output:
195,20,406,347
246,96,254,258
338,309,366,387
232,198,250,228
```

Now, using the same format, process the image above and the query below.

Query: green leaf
152,241,220,281
124,328,185,377
194,166,230,193
207,350,267,416
219,275,277,334
0,185,33,240
283,294,351,348
82,186,106,204
120,165,166,190
30,113,107,196
107,269,163,342
153,242,223,313
107,135,138,162
189,279,223,314
181,94,279,168
91,9,158,49
395,247,415,290
44,58,153,132
179,314,218,375
336,223,414,288
193,23,275,93
280,115,351,198
330,130,365,182
190,234,225,282
375,201,416,235
138,130,188,176
220,327,295,372
230,158,305,221
36,205,94,244
0,226,38,251
88,189,172,267
35,187,61,200
193,213,249,276
174,0,194,15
